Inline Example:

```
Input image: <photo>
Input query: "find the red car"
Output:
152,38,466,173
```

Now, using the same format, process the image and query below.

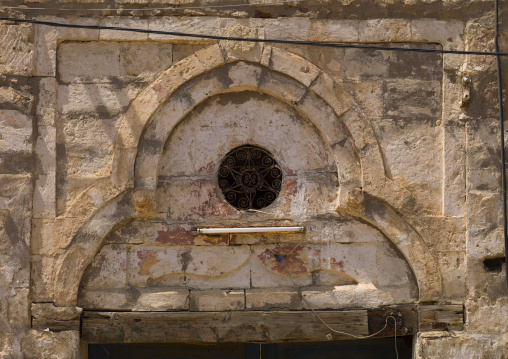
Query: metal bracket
460,73,472,108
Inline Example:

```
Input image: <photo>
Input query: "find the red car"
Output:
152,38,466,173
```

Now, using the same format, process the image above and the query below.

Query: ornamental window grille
218,145,282,210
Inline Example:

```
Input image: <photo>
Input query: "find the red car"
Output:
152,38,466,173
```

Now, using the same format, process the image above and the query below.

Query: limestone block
344,48,389,81
258,64,308,104
418,216,466,253
250,245,314,288
78,289,129,310
300,285,357,309
371,118,442,214
0,79,35,116
415,333,507,359
342,82,382,119
22,329,79,359
467,191,503,257
190,289,245,311
264,18,312,42
80,244,128,290
268,47,321,87
437,251,466,299
35,19,99,76
224,61,263,89
31,255,57,302
132,287,189,311
58,42,121,83
411,20,464,51
127,245,251,289
443,120,466,216
58,83,145,116
383,79,442,119
31,303,82,321
0,24,34,76
33,125,56,218
0,110,32,155
159,179,240,221
387,44,442,80
7,288,30,330
36,77,58,126
359,19,411,42
246,288,302,310
148,17,219,41
99,17,149,41
120,42,173,77
172,44,208,62
219,19,265,62
59,113,118,177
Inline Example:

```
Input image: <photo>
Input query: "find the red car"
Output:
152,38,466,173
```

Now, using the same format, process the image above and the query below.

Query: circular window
218,145,283,210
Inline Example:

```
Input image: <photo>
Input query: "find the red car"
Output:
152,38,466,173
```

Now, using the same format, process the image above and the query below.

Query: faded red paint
179,179,238,220
330,257,345,272
258,245,308,276
156,226,195,245
152,84,169,103
202,235,229,245
137,249,161,276
286,169,297,176
283,179,298,202
197,161,216,174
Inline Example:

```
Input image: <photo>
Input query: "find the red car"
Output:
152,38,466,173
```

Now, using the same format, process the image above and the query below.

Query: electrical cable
494,0,508,289
275,252,397,343
1,16,508,57
0,0,307,12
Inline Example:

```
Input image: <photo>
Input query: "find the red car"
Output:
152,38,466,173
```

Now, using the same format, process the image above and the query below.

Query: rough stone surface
0,4,506,357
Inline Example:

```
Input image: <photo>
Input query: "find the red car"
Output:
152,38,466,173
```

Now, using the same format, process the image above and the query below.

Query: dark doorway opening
89,337,412,359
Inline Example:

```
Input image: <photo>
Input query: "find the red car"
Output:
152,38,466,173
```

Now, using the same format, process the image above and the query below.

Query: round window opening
218,145,283,210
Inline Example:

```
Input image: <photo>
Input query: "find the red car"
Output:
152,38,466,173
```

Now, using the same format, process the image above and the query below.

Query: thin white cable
0,0,307,12
279,254,399,342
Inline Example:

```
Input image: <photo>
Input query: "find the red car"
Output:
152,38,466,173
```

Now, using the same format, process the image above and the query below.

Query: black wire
2,16,508,57
494,0,508,288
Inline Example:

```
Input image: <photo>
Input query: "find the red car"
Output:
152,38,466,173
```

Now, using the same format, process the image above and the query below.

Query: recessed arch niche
56,46,441,307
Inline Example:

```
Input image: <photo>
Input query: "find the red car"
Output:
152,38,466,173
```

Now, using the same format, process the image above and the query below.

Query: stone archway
54,44,441,306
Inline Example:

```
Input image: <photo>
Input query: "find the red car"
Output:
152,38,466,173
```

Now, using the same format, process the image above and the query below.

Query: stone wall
0,0,508,357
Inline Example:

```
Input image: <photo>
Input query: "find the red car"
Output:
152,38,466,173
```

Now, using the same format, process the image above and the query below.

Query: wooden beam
82,311,368,343
81,304,464,344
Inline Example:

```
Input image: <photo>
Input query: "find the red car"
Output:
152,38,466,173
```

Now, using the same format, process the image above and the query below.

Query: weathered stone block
359,19,411,42
99,18,149,41
58,42,121,83
31,303,82,321
437,251,466,299
133,287,189,311
0,24,34,76
190,289,245,311
246,288,302,310
148,17,219,41
80,244,128,290
57,83,145,116
344,48,389,81
22,329,79,359
120,42,173,77
36,77,58,126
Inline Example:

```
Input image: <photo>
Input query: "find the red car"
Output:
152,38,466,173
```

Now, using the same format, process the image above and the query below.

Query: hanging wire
1,16,508,57
272,251,397,342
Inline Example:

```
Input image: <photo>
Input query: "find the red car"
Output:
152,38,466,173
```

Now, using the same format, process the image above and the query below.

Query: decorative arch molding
338,193,442,302
54,43,438,306
54,191,441,306
67,43,413,220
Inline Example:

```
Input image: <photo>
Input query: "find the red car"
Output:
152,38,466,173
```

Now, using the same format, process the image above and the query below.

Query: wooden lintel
82,310,368,344
81,304,464,344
